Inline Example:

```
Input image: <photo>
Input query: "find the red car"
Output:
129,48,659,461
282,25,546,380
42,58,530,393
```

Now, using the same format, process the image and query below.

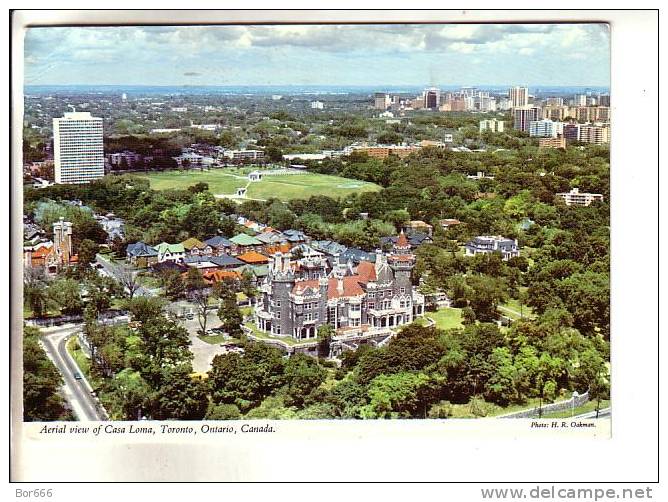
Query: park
134,167,382,202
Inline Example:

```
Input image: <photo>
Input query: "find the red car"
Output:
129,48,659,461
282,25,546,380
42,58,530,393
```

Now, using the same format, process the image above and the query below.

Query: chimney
337,277,344,295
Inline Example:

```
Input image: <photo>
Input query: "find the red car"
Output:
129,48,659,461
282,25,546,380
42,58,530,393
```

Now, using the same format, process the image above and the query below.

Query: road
39,324,108,421
574,407,611,419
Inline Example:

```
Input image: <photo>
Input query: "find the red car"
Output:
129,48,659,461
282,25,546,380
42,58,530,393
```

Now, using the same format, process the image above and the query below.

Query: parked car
73,372,82,380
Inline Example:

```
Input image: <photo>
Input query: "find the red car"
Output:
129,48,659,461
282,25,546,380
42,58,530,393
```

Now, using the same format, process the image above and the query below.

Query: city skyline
24,24,610,87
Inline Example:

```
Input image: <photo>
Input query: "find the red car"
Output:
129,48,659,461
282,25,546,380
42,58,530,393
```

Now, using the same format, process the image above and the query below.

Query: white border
5,7,660,491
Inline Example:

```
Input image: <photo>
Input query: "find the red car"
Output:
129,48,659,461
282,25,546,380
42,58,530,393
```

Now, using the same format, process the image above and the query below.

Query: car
73,372,82,380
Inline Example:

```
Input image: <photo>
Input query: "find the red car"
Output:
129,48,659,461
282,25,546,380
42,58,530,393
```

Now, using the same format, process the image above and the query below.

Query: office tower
513,106,541,132
53,111,104,184
374,92,391,110
508,86,529,108
424,88,440,109
598,93,611,107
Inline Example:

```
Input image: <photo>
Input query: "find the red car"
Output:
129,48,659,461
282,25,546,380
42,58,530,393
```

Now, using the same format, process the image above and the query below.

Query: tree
23,326,73,421
316,324,334,358
107,368,152,420
112,263,142,299
152,367,208,420
362,372,441,419
77,238,100,267
185,268,212,336
48,278,83,315
484,347,519,405
283,354,327,408
217,294,243,338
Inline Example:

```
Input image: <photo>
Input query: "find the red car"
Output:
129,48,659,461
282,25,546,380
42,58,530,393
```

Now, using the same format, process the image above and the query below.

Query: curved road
40,324,108,421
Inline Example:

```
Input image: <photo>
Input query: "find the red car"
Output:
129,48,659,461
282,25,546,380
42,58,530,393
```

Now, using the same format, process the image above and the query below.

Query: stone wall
499,391,590,419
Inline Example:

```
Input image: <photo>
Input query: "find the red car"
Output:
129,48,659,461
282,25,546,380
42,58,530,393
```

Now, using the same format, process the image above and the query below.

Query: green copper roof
230,233,262,246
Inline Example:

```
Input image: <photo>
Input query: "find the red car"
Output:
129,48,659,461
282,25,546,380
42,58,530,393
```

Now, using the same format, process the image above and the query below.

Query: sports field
135,168,382,201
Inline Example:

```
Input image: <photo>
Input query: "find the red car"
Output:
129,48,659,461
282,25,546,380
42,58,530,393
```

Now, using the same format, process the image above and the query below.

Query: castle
255,232,425,341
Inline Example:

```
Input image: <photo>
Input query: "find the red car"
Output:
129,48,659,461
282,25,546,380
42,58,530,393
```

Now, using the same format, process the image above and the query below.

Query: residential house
237,250,271,266
230,233,264,254
204,236,234,256
182,237,210,256
126,242,159,268
465,236,520,261
156,242,186,263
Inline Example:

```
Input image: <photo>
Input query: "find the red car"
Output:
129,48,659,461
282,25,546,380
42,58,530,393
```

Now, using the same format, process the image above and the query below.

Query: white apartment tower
53,111,104,184
508,86,529,108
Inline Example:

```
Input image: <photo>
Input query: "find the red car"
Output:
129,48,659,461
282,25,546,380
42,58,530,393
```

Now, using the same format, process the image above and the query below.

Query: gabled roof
283,229,308,242
127,241,158,257
356,260,377,283
184,254,245,268
256,231,287,244
340,248,376,265
156,242,185,254
230,233,262,246
31,245,54,259
237,250,270,264
151,261,188,273
311,240,348,256
181,237,207,250
201,269,242,283
204,235,233,248
264,243,292,255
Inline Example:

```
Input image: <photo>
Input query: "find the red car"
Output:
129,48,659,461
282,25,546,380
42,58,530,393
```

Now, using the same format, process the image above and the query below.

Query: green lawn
133,169,381,201
198,333,229,345
66,336,92,379
498,298,535,320
426,307,464,331
243,321,311,346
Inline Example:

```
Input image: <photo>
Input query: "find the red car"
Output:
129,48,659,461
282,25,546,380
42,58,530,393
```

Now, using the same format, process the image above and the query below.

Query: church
254,232,425,341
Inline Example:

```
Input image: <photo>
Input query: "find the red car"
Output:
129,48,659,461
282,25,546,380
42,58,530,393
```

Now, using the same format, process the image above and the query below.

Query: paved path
40,324,108,421
167,300,233,373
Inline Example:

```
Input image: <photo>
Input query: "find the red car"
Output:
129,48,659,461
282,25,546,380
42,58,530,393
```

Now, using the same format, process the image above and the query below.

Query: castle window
400,287,406,294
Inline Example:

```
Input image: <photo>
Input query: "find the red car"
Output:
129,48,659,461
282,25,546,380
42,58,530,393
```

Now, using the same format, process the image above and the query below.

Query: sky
24,24,610,87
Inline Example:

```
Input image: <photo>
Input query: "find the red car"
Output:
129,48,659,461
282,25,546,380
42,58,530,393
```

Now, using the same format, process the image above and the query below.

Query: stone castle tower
52,217,73,266
388,230,415,294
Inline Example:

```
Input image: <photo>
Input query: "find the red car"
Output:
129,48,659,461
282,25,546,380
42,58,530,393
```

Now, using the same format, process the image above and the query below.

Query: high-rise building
311,101,324,110
479,119,504,133
563,122,581,142
598,94,611,107
373,92,391,110
508,86,529,108
545,97,564,107
53,111,104,184
424,88,440,109
513,106,541,132
529,119,563,138
578,124,610,145
573,94,588,106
